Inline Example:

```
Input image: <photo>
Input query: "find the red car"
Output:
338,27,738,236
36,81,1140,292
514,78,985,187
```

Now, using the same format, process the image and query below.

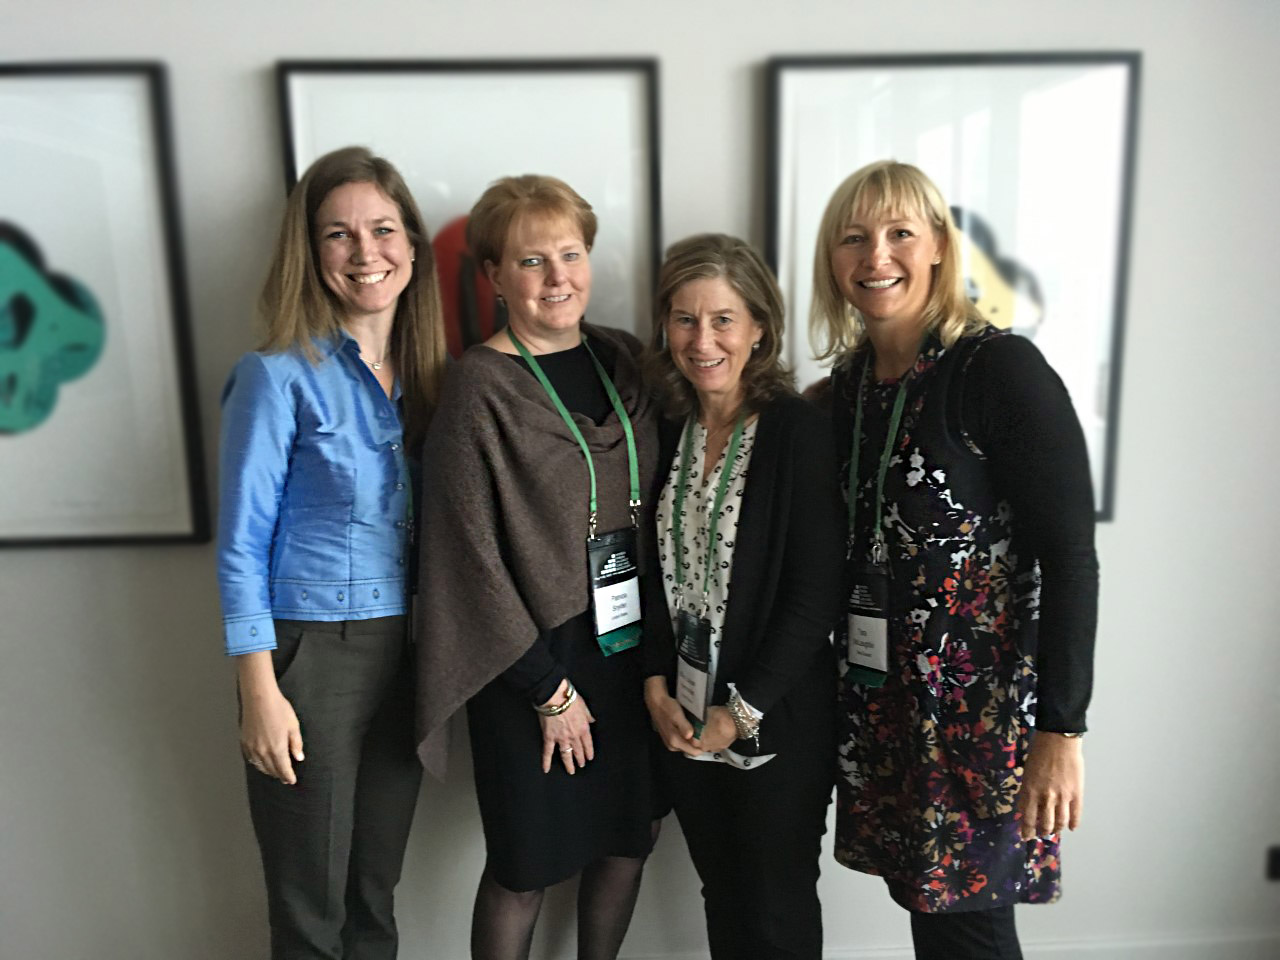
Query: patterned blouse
657,415,774,770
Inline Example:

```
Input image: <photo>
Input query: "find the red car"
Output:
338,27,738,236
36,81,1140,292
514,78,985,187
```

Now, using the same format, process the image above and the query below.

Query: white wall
3,2,1279,958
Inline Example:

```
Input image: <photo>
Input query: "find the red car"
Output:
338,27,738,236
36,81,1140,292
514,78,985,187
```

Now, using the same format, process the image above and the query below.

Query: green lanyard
848,356,909,565
507,328,640,537
672,412,747,605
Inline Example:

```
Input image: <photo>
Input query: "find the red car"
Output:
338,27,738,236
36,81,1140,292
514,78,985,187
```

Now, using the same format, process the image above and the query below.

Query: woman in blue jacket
217,146,447,959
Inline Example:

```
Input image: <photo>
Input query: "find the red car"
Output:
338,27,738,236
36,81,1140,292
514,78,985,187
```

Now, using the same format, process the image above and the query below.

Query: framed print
279,59,661,353
0,63,209,545
766,53,1140,519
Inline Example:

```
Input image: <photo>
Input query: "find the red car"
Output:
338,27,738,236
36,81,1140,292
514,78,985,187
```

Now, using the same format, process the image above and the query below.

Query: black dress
466,341,655,892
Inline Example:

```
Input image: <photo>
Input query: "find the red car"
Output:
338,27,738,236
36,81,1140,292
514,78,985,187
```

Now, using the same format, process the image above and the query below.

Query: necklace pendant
370,361,382,370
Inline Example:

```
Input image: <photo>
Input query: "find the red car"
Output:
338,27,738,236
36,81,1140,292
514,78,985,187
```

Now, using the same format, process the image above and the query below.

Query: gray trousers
245,617,420,960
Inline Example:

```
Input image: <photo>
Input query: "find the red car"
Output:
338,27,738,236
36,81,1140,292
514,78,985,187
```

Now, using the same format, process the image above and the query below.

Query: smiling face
313,180,414,327
666,275,762,414
829,206,944,331
485,213,591,351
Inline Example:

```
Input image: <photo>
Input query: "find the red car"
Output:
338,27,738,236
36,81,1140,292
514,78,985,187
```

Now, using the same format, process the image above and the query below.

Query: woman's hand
1017,732,1084,840
644,676,700,756
692,706,738,754
538,679,595,774
237,651,304,785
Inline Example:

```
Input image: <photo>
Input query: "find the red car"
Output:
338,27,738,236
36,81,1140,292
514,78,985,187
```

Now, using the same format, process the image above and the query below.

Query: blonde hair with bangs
809,160,984,363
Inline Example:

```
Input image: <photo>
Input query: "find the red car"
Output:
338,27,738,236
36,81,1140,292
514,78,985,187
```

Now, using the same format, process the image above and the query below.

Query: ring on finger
561,745,574,755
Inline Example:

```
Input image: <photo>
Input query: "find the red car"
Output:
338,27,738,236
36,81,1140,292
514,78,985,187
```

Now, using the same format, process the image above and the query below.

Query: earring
932,257,941,265
751,341,761,351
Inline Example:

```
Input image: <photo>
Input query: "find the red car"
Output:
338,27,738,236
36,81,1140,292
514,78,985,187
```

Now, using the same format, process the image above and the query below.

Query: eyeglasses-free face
313,180,414,327
486,213,592,351
829,208,944,329
666,275,762,411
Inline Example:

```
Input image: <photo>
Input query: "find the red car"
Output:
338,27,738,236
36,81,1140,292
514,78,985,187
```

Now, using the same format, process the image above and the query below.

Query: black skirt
467,610,657,891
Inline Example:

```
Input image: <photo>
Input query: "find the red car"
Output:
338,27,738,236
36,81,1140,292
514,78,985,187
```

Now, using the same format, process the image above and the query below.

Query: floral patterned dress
832,329,1061,913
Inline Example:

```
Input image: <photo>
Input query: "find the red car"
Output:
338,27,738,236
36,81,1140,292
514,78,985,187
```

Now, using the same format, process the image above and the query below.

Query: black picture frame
0,62,209,546
766,52,1141,521
277,59,662,350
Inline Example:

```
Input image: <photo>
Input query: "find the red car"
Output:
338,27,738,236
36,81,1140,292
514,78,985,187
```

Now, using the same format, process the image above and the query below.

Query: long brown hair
646,233,794,419
809,160,985,364
257,146,447,451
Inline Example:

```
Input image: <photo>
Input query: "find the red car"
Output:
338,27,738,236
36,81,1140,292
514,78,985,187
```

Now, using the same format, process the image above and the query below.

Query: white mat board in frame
0,63,208,545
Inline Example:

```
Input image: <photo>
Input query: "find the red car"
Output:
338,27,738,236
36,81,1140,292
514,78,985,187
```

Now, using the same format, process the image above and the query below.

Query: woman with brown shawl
414,175,662,960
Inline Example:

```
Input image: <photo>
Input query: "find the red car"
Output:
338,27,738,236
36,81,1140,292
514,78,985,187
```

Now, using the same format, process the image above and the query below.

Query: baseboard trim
623,931,1280,960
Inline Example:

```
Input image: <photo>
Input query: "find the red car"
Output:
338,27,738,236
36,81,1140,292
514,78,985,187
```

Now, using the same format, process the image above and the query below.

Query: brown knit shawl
413,324,659,780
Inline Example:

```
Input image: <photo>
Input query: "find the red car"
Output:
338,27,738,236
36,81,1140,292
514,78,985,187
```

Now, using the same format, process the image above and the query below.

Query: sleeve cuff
1037,723,1088,736
529,672,566,708
224,614,277,656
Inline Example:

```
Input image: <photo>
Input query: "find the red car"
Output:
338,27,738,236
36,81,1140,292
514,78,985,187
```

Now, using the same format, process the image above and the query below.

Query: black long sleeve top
960,334,1099,732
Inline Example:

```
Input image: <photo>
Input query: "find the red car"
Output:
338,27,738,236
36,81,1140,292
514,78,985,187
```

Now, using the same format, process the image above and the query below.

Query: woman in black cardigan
642,234,844,960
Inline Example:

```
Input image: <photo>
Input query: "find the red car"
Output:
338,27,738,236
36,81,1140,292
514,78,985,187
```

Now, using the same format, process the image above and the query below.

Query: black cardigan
643,393,845,755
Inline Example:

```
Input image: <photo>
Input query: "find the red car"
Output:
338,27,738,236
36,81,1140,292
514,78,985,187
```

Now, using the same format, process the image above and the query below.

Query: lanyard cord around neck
672,412,747,605
507,328,640,537
848,355,909,564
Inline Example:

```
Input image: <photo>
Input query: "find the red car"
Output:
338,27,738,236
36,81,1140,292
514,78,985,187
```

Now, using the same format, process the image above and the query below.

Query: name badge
674,606,711,726
847,561,890,686
587,527,641,656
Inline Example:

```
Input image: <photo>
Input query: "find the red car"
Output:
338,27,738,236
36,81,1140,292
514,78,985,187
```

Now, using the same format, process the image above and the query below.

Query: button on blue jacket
217,334,412,656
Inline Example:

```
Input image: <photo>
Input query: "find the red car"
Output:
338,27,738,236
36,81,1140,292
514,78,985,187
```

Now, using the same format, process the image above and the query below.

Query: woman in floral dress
811,160,1099,959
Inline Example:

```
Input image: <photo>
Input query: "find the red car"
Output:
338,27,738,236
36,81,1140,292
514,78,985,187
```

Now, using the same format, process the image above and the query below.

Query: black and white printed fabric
657,417,775,770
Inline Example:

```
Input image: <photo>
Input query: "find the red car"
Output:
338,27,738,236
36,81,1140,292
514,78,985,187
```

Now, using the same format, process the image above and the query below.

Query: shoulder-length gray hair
646,233,794,419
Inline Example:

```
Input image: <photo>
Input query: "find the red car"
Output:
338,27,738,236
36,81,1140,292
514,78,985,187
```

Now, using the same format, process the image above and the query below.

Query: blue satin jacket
217,334,412,655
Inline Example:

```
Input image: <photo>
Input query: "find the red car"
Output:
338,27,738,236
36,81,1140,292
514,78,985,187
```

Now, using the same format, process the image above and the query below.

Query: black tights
470,820,662,960
910,905,1023,960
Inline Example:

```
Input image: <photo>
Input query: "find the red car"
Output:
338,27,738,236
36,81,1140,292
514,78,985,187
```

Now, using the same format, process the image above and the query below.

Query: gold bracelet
533,681,578,717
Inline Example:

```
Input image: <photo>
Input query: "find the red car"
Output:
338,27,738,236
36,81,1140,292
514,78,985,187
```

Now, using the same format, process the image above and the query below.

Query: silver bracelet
727,691,761,742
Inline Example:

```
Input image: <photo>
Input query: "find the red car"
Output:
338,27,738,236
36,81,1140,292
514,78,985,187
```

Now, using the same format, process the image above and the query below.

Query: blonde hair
809,160,984,363
257,146,447,451
466,174,597,267
645,233,794,419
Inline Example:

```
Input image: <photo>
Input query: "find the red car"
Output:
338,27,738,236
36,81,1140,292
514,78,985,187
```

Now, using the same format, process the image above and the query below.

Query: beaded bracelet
533,681,578,717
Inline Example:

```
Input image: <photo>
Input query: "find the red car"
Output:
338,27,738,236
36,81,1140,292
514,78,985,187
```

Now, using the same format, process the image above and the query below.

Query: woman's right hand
538,679,596,774
644,676,700,756
237,651,304,785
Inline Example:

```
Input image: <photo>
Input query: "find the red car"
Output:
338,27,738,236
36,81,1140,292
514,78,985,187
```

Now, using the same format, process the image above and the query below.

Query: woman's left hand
1016,732,1084,841
537,680,596,775
692,706,738,753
